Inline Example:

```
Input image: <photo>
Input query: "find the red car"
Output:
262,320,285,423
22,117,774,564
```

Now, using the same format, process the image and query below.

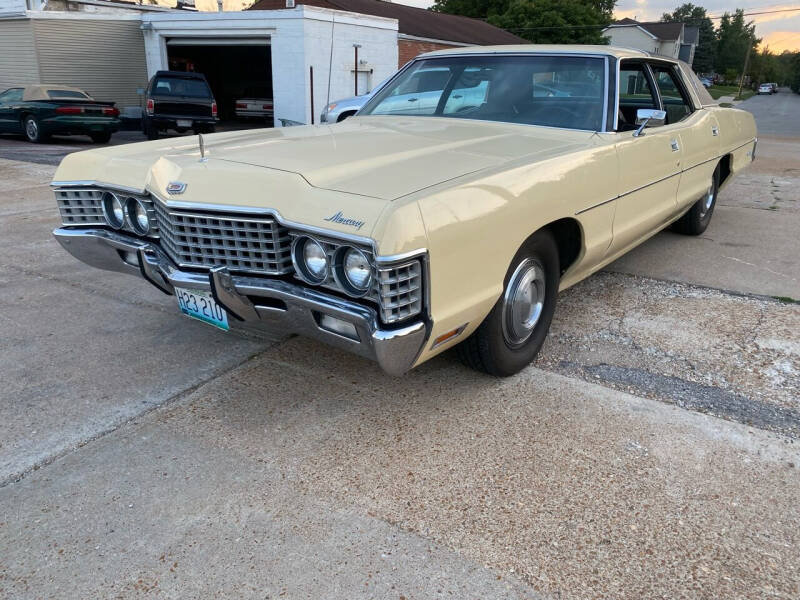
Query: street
1,94,799,599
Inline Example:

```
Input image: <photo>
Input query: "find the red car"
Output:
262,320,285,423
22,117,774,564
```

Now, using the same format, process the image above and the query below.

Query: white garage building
141,7,398,126
0,2,398,127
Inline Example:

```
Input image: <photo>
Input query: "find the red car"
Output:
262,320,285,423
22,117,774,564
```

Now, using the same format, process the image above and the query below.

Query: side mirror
633,108,666,137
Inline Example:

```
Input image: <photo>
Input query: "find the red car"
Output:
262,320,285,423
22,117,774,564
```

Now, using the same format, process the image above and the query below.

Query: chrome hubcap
700,178,715,218
25,118,37,139
502,258,546,348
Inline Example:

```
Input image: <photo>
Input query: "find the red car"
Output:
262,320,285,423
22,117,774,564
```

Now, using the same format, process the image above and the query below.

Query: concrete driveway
0,98,799,599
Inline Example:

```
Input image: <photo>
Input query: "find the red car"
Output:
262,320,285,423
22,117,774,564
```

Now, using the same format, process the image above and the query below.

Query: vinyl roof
249,0,525,45
21,85,93,102
418,44,652,60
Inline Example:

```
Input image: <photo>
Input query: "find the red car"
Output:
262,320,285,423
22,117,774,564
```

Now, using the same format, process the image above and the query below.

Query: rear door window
651,65,692,124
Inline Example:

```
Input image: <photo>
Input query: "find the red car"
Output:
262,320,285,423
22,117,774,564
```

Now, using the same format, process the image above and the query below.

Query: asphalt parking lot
1,95,799,599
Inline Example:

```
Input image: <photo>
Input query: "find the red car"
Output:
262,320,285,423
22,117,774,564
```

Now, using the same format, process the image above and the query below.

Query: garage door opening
167,40,273,129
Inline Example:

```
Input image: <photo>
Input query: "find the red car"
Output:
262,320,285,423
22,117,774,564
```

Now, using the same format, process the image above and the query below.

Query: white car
757,83,773,95
235,86,274,120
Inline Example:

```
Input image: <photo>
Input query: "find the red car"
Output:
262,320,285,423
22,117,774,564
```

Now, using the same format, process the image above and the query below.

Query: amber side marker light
431,323,468,350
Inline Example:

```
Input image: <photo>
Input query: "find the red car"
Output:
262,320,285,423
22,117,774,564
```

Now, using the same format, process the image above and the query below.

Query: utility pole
737,43,752,100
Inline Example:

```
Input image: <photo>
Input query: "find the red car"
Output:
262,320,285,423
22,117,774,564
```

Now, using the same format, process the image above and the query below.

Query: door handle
711,125,719,136
407,98,418,102
670,139,680,152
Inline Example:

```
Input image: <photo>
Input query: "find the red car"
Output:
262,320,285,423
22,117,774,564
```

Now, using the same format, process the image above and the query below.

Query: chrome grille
377,261,423,323
55,189,105,225
152,200,293,275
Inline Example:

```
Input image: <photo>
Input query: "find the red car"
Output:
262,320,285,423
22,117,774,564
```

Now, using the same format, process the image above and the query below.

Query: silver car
320,92,372,123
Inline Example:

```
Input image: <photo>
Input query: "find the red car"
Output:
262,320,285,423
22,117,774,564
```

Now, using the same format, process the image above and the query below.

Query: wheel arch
337,111,358,122
513,217,584,277
718,153,732,188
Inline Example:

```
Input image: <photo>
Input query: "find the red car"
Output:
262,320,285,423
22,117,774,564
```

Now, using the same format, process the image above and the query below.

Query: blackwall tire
672,165,720,236
457,229,560,377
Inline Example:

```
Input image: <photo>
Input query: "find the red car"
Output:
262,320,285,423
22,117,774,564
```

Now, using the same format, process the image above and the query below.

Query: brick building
248,0,524,67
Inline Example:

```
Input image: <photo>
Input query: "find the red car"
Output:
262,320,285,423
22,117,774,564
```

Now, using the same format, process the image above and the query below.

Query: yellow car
51,46,757,376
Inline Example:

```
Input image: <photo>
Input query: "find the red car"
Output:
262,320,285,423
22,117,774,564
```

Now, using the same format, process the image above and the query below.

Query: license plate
176,119,192,127
175,287,229,331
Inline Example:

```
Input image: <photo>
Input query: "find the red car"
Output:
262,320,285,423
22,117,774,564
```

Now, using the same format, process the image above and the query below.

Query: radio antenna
325,14,336,110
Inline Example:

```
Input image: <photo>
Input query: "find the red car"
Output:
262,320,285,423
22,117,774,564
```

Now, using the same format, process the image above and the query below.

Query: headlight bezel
125,196,151,235
333,246,372,297
101,191,125,229
291,235,329,285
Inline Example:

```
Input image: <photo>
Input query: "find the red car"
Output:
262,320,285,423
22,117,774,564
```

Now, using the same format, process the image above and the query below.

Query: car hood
199,116,593,200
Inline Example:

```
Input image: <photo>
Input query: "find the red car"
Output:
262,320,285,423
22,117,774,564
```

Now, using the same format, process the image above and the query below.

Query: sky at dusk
392,0,800,52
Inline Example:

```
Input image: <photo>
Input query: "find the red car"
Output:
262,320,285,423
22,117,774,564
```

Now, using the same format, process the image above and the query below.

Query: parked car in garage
51,46,756,377
142,71,217,140
235,86,273,121
758,83,773,95
0,85,119,143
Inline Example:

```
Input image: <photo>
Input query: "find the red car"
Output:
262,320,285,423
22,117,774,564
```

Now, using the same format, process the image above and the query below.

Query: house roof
609,18,684,42
248,0,525,45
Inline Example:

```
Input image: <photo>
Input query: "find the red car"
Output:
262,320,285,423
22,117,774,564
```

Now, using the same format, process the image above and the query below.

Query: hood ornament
198,133,205,160
166,182,187,195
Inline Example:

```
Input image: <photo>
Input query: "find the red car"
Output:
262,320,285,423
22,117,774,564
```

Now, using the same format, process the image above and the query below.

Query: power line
505,6,800,32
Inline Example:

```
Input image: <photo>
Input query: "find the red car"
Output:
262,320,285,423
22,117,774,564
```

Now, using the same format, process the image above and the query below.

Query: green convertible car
0,85,120,144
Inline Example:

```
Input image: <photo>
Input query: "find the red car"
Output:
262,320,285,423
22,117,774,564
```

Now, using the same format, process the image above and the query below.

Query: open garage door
167,38,272,126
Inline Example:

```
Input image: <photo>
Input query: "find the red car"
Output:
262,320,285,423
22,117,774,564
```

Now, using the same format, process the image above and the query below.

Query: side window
651,66,692,124
617,64,657,131
0,88,23,103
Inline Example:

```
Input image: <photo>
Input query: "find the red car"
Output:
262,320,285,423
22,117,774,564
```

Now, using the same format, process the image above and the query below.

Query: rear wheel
90,132,111,144
143,118,159,141
672,165,720,236
23,115,47,143
457,230,560,376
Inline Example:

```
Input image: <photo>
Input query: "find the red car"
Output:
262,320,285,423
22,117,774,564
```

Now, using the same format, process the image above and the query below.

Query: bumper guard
53,227,428,376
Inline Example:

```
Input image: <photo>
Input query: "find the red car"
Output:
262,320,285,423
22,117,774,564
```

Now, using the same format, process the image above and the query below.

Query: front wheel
457,230,560,376
672,165,720,236
90,132,111,144
23,115,47,143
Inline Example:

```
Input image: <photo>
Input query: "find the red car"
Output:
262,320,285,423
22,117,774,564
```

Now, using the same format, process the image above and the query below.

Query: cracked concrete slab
2,339,797,599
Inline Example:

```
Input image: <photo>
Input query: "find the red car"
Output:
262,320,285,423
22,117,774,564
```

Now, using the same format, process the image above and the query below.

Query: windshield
152,77,211,98
360,55,606,131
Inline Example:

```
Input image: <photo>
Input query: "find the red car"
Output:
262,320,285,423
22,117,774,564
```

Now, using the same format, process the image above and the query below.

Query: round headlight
292,237,328,284
125,197,150,235
101,192,124,229
342,247,371,293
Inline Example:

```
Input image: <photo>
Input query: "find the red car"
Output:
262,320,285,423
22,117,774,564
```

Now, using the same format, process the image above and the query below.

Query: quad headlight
292,236,329,284
125,197,151,235
335,246,372,296
101,191,124,229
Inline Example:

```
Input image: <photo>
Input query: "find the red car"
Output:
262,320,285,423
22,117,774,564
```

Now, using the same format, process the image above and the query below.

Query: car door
0,88,24,133
608,62,682,256
651,64,721,212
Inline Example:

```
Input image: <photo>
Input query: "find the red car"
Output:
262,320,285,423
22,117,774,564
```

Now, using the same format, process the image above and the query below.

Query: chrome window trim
359,52,612,133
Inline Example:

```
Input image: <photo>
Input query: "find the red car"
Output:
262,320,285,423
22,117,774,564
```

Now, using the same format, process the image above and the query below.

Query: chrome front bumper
53,227,428,376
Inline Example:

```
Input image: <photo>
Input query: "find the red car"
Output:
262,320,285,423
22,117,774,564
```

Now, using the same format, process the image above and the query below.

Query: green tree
488,0,615,44
715,9,759,78
661,3,715,73
430,0,511,19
